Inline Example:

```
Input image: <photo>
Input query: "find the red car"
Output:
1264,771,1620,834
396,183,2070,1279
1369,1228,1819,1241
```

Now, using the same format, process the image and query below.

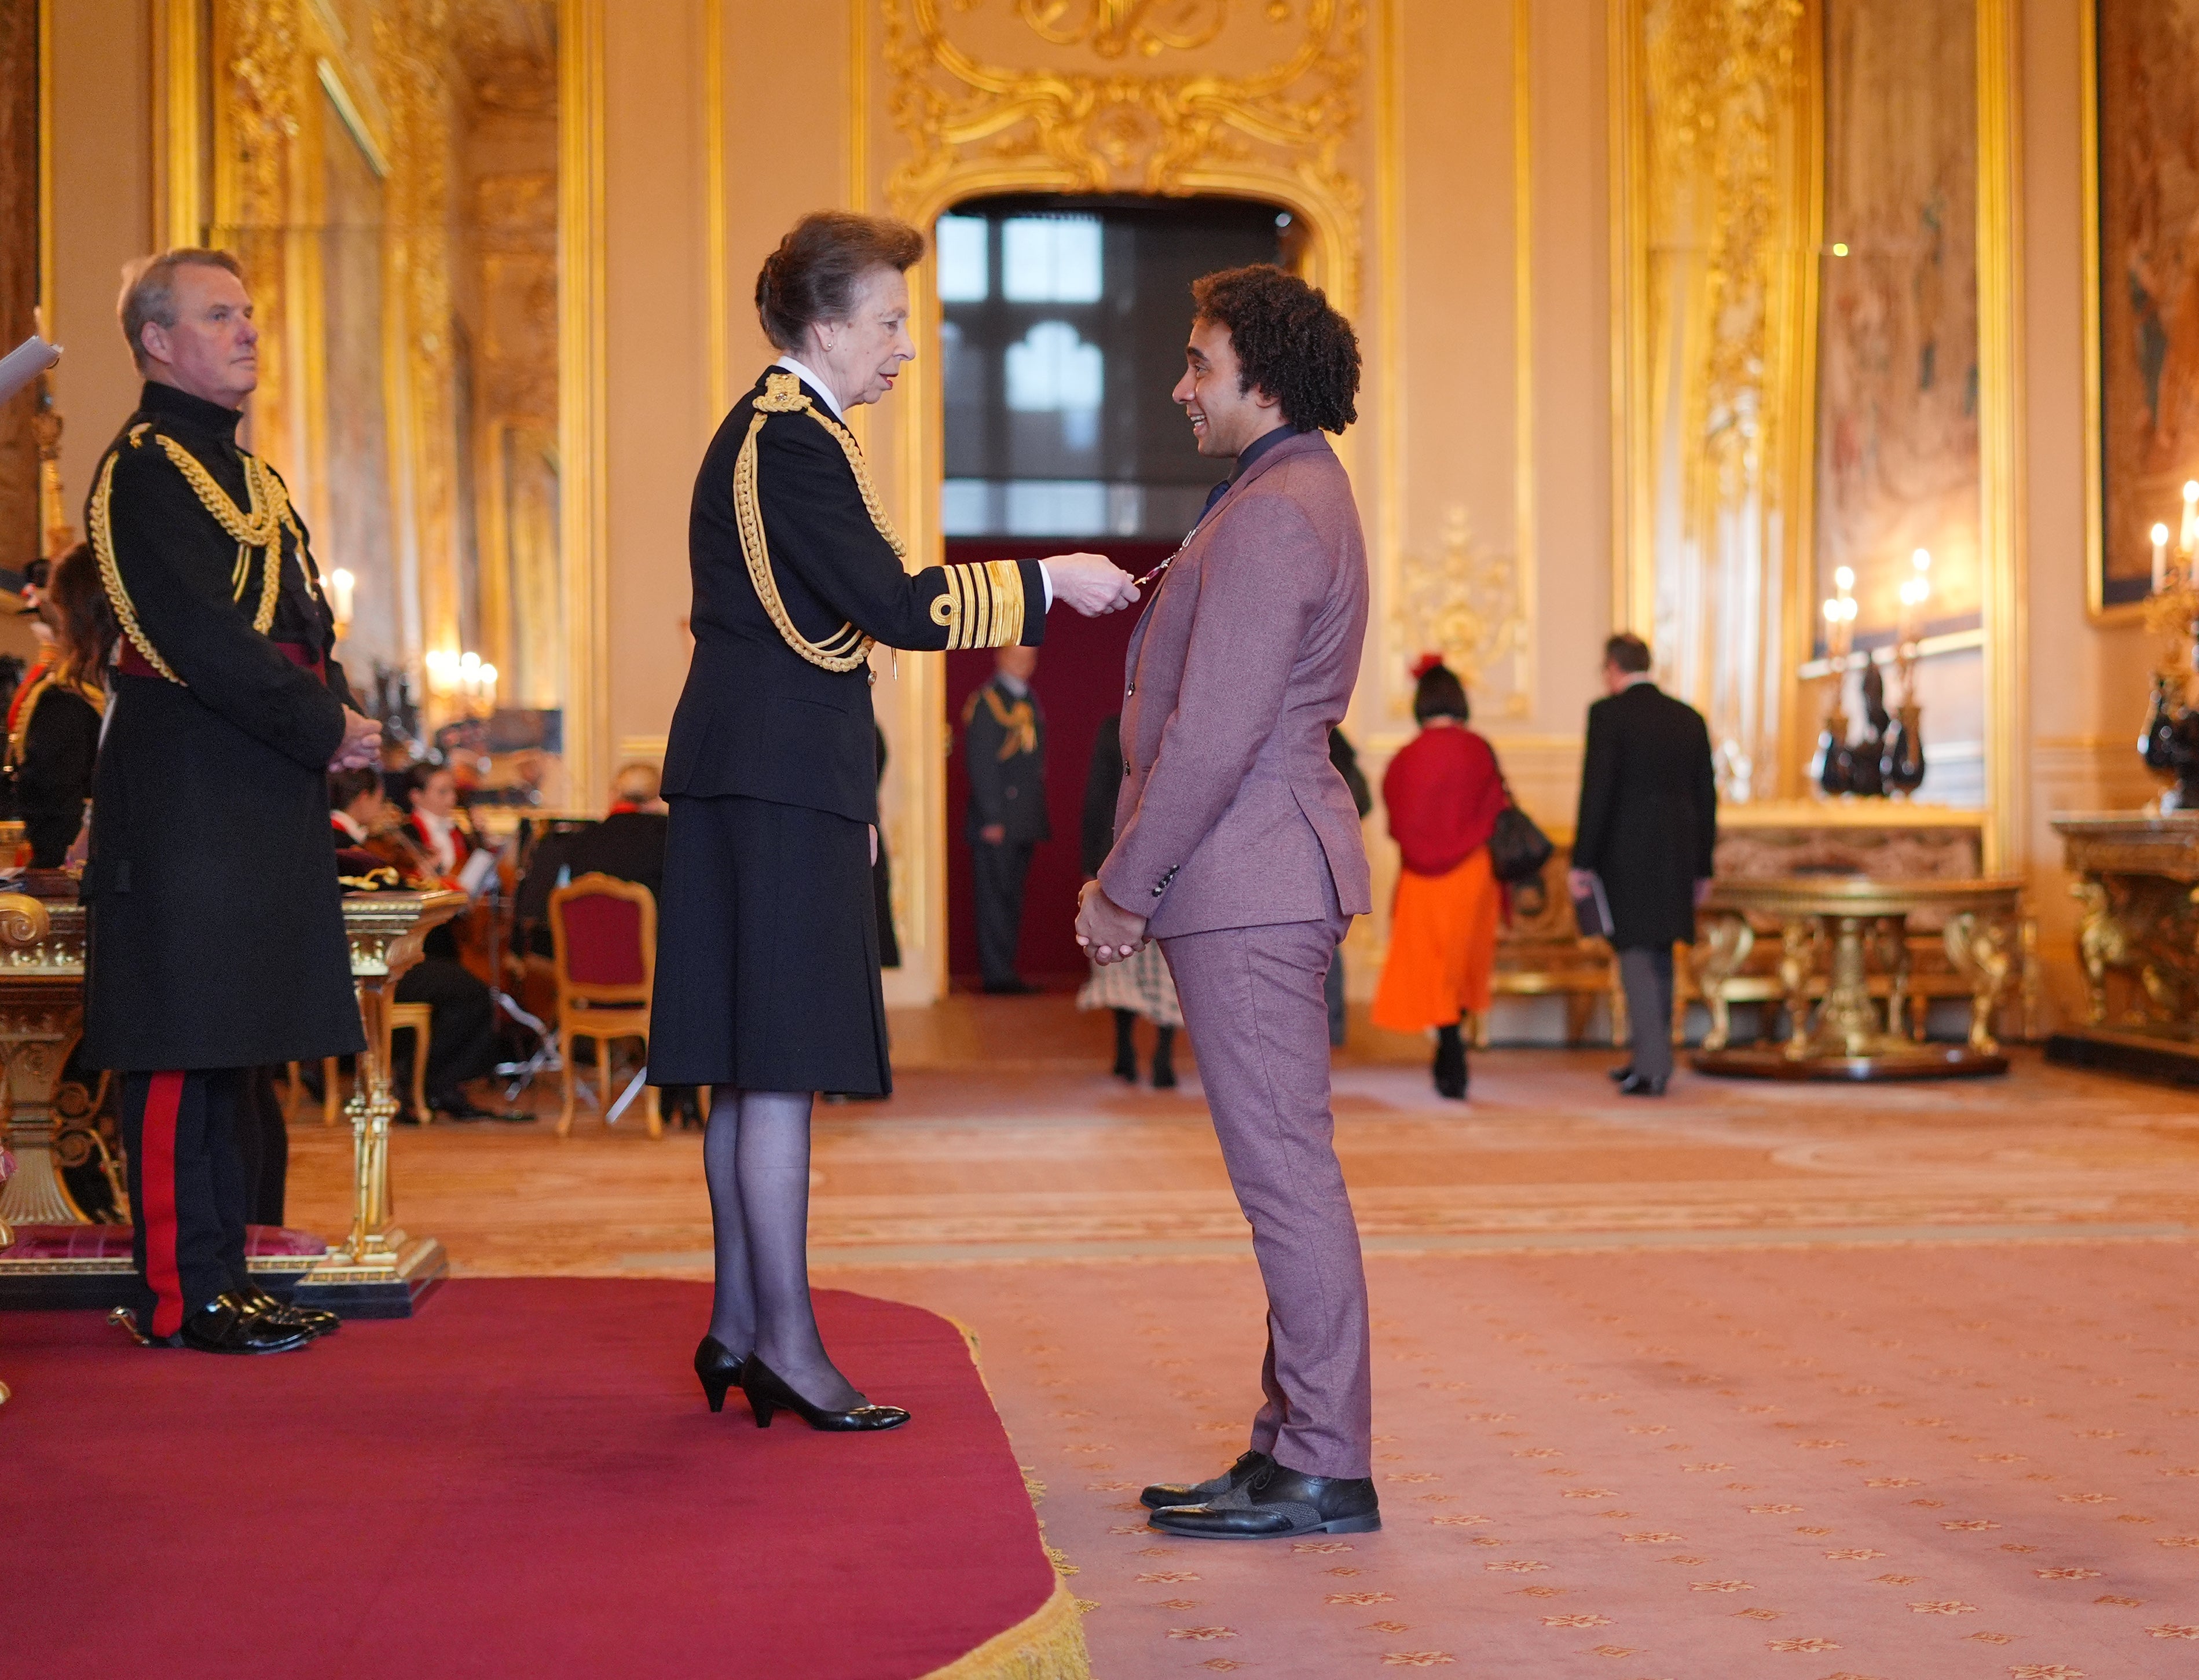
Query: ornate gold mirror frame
1608,0,2026,868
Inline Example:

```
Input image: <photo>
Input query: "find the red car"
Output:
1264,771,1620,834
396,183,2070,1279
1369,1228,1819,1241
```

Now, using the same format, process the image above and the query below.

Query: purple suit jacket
1098,430,1372,939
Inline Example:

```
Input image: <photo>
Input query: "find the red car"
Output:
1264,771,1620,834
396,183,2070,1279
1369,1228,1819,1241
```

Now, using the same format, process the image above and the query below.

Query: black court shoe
739,1354,910,1432
695,1334,747,1413
1142,1449,1273,1510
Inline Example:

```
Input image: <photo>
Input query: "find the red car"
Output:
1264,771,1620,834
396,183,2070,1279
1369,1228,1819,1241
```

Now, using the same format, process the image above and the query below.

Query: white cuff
1038,562,1053,611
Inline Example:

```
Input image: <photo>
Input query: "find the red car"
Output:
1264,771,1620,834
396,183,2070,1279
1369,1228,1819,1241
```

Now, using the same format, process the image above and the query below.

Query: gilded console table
2045,813,2199,1084
1692,876,2026,1080
0,888,461,1316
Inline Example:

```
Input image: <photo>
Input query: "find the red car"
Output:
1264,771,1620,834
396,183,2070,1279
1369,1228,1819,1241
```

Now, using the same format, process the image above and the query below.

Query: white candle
327,567,355,628
2182,482,2198,559
2154,523,2172,595
480,664,499,712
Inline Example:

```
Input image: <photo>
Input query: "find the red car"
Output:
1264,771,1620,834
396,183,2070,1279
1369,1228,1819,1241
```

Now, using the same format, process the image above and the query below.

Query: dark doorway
937,194,1288,991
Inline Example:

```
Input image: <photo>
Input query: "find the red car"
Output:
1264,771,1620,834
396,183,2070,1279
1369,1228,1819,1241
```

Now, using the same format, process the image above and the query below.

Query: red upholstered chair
549,872,660,1139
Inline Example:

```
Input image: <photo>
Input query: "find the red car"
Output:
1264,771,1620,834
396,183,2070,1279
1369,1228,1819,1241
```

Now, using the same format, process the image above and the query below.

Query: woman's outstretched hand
1045,552,1141,617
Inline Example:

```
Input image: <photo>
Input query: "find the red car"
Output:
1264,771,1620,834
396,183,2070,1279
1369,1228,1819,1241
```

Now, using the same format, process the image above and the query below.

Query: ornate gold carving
1013,0,1232,58
1391,505,1528,720
882,0,1364,299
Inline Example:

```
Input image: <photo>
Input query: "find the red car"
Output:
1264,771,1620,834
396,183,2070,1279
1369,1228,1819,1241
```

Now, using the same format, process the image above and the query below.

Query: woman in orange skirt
1371,656,1508,1099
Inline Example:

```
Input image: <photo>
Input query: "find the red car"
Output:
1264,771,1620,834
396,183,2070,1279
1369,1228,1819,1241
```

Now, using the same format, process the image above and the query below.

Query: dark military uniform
650,366,1046,1095
962,673,1049,990
83,379,364,1337
3,647,102,866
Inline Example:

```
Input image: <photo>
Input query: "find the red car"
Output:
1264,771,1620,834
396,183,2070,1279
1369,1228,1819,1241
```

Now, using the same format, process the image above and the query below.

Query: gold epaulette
930,559,1026,651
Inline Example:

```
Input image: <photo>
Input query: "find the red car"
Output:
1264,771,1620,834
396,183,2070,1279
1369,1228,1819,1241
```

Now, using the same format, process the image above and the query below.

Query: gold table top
0,888,464,977
1706,875,2026,919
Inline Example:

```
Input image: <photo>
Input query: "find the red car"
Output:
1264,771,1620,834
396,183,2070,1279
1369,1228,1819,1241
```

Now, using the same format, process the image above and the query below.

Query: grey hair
117,248,247,372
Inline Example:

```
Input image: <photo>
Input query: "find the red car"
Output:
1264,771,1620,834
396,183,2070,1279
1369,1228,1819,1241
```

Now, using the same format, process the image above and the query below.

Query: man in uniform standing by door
963,644,1050,995
86,249,381,1353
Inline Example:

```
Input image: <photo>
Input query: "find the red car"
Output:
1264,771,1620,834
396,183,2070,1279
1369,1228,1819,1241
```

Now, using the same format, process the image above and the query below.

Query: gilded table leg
1871,916,1914,1043
1692,913,1755,1052
1809,915,1882,1058
341,977,406,1264
0,988,88,1227
1777,917,1821,1061
1944,911,2015,1057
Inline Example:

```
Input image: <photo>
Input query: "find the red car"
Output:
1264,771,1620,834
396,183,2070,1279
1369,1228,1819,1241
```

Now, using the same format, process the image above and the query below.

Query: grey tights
704,1087,862,1410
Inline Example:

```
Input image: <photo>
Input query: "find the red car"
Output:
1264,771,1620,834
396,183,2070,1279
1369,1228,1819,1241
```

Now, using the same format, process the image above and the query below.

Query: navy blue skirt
648,794,890,1095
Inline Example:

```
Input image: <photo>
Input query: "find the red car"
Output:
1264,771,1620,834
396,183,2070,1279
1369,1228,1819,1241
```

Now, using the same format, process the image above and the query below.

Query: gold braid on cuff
730,372,893,674
929,559,1025,651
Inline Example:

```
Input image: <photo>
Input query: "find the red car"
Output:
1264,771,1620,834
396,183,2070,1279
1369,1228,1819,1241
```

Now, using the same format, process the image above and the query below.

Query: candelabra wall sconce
1815,552,1930,799
423,648,500,721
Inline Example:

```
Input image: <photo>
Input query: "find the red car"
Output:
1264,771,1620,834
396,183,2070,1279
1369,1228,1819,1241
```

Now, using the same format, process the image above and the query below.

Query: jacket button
1126,684,1135,697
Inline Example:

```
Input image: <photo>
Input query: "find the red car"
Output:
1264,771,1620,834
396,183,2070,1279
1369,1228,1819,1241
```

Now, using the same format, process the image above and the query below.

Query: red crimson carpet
6,1281,1080,1679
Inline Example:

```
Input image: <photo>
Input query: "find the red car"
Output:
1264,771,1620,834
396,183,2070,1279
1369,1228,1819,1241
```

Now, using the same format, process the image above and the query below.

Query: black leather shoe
739,1353,910,1432
1141,1449,1272,1511
1148,1461,1381,1540
1607,1064,1635,1083
152,1293,316,1354
239,1285,340,1338
1433,1036,1468,1101
1617,1072,1667,1096
1149,1052,1177,1090
695,1334,747,1413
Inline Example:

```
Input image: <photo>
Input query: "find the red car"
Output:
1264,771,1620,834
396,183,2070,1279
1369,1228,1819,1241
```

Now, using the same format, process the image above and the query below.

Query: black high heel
739,1353,911,1432
694,1334,748,1413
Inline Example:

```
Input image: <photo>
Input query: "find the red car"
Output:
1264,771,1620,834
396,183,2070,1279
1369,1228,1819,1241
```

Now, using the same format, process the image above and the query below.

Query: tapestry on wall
1814,0,1981,648
2096,0,2199,612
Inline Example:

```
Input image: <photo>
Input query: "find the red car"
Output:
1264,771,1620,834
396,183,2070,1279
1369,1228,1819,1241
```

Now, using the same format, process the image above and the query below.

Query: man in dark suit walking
1568,633,1717,1096
963,645,1049,994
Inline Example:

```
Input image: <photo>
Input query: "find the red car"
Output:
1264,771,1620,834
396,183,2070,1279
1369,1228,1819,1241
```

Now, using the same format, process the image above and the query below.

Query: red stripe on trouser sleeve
142,1071,188,1337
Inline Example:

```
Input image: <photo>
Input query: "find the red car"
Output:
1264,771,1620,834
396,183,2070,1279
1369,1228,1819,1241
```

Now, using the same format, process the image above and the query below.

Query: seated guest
6,545,107,866
330,767,519,1124
563,760,669,901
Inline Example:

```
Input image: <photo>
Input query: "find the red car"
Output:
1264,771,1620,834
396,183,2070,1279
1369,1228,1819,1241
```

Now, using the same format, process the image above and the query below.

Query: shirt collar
332,810,366,841
1197,424,1304,523
1621,672,1656,691
773,355,846,424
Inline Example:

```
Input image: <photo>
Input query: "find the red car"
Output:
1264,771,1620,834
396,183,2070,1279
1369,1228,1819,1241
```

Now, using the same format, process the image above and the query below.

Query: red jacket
1382,724,1506,878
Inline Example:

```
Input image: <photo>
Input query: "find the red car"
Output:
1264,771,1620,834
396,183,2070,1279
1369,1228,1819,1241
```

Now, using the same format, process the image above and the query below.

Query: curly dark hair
1189,263,1360,434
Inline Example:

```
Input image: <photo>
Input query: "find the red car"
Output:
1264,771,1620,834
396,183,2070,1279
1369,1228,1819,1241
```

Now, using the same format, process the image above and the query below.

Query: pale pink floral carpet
835,1240,2199,1679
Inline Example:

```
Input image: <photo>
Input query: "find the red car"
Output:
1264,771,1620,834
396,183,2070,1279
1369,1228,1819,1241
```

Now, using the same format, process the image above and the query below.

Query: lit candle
2154,522,2172,595
459,651,481,706
480,663,498,713
327,568,355,630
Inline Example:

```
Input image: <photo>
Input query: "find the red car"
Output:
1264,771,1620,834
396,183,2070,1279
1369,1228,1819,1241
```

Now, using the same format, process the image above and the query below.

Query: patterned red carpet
6,1281,1067,1680
837,1240,2199,1679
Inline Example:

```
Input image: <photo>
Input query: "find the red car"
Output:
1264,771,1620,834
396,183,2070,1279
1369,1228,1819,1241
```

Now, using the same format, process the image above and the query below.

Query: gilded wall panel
0,3,40,569
1617,0,1815,801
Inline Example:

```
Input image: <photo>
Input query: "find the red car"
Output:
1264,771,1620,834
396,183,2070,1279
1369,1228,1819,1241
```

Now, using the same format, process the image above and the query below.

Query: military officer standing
87,250,379,1353
962,645,1050,994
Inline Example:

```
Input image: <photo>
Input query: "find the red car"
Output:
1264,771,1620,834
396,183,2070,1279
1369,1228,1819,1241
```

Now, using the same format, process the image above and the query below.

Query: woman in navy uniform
653,211,1137,1428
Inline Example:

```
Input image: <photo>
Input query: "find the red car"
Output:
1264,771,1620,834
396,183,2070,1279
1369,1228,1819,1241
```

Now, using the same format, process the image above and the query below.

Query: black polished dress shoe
739,1353,910,1432
433,1091,530,1123
239,1284,340,1338
694,1334,748,1413
1607,1064,1635,1083
142,1293,316,1354
1141,1449,1273,1511
1148,1461,1380,1540
1617,1072,1667,1096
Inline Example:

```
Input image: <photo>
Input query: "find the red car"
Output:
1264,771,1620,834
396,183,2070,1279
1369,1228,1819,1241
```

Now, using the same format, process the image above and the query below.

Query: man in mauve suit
1567,632,1718,1096
1077,265,1379,1540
